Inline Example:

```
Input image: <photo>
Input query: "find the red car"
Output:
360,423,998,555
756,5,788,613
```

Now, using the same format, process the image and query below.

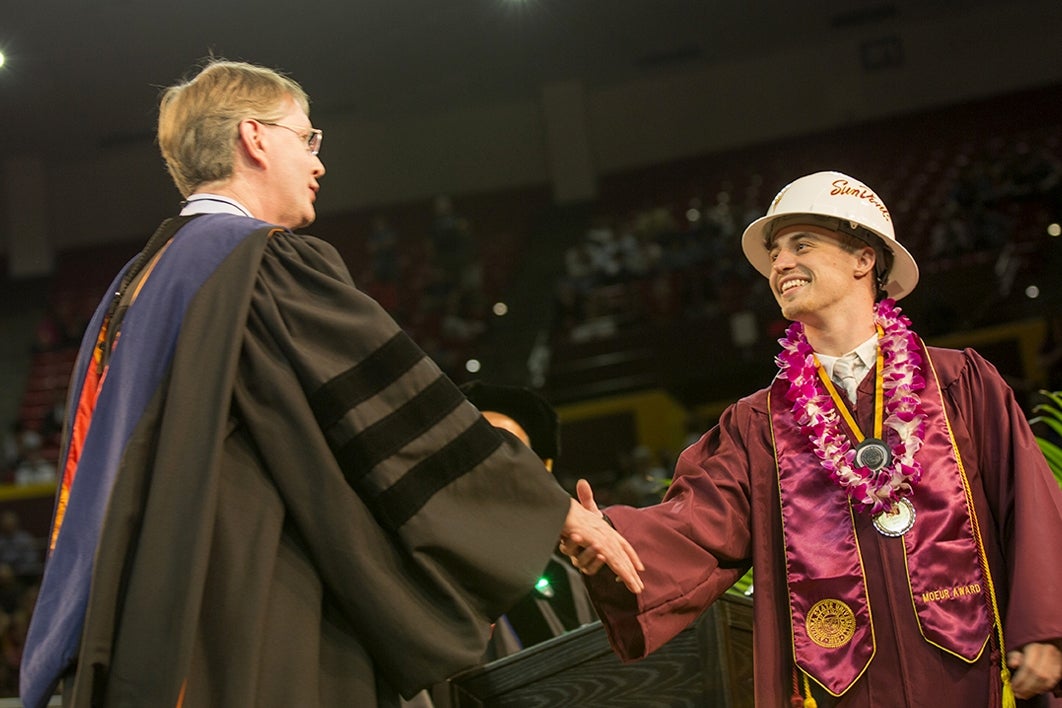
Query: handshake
559,479,644,594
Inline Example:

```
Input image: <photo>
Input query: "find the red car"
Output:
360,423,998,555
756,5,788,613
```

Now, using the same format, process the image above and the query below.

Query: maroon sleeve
584,399,756,660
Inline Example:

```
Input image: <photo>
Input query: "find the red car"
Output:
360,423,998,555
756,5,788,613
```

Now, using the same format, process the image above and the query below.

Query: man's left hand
1008,641,1062,699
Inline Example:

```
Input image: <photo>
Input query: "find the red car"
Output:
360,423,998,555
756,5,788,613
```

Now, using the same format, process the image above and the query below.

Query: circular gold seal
805,599,856,648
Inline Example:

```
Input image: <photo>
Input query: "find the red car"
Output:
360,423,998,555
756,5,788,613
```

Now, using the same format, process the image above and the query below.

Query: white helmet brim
740,171,919,300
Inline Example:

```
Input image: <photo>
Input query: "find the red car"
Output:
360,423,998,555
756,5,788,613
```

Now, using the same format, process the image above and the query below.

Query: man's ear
236,119,268,168
854,245,877,278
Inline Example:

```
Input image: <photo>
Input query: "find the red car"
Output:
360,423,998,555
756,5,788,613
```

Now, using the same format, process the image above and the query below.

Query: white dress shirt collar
816,333,878,382
179,193,254,218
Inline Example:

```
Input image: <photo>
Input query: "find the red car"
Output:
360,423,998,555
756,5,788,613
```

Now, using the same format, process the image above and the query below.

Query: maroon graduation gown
585,346,1062,707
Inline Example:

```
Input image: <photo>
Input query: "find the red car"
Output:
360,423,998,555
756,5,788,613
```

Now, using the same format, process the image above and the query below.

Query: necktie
832,353,861,405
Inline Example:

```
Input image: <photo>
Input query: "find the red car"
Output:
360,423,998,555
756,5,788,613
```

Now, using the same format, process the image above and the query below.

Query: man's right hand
559,479,644,593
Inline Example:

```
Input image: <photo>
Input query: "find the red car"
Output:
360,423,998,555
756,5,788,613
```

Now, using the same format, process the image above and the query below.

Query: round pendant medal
873,498,916,537
854,437,892,471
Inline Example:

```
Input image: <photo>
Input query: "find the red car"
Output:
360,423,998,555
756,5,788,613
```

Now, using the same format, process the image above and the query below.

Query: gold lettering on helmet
830,179,892,223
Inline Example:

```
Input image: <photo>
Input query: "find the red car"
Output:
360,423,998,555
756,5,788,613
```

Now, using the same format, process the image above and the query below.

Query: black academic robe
23,215,570,707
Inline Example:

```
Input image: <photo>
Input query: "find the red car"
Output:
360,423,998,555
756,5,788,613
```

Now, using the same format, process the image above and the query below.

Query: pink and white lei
775,299,928,514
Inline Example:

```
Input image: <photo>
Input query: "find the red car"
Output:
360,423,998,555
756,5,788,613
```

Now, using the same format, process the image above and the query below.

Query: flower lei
775,299,927,514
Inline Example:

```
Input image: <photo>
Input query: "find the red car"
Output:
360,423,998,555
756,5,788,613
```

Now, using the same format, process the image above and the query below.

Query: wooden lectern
448,593,754,707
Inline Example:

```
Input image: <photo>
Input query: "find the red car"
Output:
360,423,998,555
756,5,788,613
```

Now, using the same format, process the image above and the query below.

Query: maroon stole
768,342,994,696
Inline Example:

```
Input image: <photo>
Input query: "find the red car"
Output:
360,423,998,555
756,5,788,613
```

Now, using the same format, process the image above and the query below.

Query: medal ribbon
814,326,885,445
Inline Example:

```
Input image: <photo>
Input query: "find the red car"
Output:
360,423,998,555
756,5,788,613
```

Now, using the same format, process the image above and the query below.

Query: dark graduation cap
460,381,560,461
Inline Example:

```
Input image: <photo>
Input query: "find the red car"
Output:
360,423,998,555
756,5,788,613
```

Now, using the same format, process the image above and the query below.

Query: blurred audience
11,432,56,488
0,512,43,696
0,512,40,579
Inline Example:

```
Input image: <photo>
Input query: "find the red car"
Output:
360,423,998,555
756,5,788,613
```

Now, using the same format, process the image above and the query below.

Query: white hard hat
740,171,919,299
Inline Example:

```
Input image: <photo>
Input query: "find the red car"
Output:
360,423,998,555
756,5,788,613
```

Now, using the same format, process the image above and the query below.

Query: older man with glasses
20,59,643,708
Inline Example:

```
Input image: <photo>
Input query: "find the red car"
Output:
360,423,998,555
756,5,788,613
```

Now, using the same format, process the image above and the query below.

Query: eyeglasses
254,120,323,156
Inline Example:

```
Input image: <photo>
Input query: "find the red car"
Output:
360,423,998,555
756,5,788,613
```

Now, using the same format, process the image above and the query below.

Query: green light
534,576,554,597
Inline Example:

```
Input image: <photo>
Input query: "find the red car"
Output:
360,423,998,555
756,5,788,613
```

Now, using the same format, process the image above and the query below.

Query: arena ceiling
0,0,1032,165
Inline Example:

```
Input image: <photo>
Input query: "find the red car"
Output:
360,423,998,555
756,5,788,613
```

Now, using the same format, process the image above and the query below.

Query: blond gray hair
157,59,309,196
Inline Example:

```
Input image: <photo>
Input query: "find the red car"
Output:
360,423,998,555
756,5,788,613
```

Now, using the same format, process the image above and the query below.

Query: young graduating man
20,59,642,708
565,171,1062,705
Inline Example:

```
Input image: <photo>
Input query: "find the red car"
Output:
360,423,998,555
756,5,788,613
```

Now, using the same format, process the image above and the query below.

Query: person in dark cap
461,381,560,468
461,381,597,658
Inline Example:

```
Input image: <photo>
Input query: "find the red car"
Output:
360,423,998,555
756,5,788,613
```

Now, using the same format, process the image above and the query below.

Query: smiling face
256,98,325,229
768,224,877,328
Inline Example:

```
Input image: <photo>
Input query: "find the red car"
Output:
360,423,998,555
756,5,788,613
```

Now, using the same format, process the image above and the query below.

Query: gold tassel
1000,667,1016,708
803,674,818,708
